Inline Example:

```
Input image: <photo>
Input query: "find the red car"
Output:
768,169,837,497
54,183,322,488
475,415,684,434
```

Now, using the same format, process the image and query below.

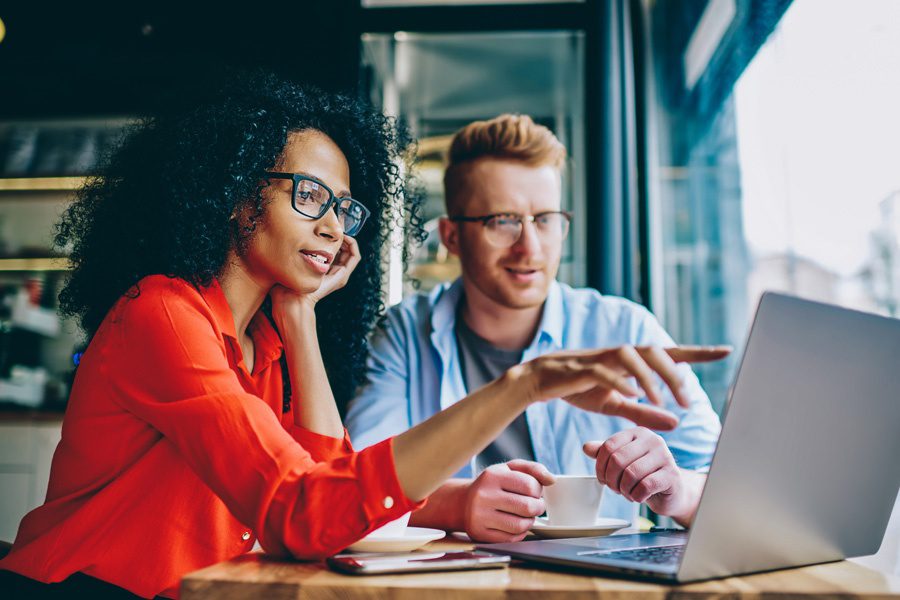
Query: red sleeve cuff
355,437,427,531
287,426,354,462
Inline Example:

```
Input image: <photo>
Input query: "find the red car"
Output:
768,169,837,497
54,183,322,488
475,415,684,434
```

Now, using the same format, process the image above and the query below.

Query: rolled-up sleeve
109,288,423,559
285,423,355,463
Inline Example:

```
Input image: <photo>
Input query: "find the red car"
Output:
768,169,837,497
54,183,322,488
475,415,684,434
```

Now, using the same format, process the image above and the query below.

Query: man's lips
503,266,543,282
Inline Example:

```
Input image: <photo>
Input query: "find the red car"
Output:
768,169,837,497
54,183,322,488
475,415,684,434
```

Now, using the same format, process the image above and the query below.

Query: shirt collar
430,278,465,338
199,278,284,367
200,277,238,340
248,311,284,367
430,277,565,350
538,279,565,349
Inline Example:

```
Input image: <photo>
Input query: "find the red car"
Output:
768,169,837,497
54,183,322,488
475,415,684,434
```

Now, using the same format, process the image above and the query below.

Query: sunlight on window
648,0,900,412
735,0,900,315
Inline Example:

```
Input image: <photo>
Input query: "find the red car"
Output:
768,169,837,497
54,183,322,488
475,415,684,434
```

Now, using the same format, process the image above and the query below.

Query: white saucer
346,527,446,553
530,518,630,539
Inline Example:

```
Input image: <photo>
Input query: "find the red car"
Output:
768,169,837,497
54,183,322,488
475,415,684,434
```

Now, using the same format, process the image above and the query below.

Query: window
361,30,586,302
645,0,900,412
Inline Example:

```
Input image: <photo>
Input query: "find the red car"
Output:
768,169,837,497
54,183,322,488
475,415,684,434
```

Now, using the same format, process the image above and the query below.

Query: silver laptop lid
678,292,900,581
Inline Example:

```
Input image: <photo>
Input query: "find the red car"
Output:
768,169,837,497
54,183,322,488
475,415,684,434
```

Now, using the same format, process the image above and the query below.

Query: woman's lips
299,250,332,274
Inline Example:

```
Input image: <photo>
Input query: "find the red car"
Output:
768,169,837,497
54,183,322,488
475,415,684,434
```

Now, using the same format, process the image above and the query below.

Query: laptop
478,292,900,582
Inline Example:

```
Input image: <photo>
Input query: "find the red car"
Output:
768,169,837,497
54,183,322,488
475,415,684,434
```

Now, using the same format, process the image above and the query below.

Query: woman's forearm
392,366,533,501
278,306,344,439
392,344,732,504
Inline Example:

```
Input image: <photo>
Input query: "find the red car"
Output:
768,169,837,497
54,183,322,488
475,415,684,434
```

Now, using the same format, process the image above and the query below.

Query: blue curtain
591,0,642,301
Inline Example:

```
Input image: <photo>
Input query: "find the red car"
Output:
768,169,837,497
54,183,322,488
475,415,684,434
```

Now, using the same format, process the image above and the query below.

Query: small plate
346,527,446,553
530,518,630,539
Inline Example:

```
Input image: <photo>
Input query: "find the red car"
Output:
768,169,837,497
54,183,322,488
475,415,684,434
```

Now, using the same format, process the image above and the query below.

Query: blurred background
0,0,898,565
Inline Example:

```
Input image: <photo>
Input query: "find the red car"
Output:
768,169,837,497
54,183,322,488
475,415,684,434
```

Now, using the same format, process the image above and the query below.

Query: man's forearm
409,479,470,531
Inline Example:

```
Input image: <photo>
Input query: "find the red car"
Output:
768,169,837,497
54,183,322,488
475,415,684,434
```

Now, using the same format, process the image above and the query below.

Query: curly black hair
55,71,425,414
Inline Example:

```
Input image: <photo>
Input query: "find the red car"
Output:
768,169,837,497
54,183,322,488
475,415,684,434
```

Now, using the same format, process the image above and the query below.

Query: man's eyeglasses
449,211,572,248
264,172,371,236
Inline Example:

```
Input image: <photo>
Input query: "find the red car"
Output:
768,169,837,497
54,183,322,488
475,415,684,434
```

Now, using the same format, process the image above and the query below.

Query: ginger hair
443,114,566,215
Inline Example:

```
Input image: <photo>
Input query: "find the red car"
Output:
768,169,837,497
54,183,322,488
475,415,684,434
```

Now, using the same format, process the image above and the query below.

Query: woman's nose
315,205,344,240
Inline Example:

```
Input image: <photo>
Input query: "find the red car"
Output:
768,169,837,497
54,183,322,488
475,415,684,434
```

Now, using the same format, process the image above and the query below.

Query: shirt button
383,496,395,509
241,531,251,541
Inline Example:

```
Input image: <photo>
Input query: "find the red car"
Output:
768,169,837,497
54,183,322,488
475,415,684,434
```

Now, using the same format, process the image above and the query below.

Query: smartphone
327,550,510,575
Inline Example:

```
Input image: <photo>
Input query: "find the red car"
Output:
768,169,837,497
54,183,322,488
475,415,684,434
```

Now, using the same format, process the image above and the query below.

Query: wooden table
181,538,900,599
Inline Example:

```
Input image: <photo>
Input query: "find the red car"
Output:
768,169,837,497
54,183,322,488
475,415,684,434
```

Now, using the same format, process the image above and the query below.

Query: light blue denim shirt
345,279,722,523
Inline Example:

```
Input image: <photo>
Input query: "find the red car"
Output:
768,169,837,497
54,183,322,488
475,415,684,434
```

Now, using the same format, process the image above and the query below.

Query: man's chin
494,285,550,310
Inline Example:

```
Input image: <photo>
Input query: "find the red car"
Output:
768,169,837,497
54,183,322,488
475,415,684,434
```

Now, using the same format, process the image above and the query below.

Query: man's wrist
499,363,539,410
409,479,471,531
667,469,705,526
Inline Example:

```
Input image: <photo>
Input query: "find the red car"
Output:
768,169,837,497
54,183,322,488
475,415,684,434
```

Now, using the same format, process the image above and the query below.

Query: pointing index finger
665,345,732,364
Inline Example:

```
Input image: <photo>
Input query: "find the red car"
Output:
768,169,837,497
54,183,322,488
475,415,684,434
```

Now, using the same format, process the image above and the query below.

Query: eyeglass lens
293,179,366,235
484,213,570,248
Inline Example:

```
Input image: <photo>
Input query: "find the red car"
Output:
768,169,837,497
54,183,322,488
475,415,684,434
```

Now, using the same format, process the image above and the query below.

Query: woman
0,73,726,598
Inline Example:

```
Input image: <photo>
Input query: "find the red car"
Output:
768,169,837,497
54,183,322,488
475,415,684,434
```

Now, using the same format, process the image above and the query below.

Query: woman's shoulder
114,275,211,323
95,275,228,358
133,273,197,293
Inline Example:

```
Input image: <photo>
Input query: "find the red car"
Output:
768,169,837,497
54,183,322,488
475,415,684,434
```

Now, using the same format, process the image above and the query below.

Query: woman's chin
281,276,324,295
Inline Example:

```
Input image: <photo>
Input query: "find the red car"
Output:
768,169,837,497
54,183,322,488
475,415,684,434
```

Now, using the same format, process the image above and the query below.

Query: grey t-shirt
455,313,536,474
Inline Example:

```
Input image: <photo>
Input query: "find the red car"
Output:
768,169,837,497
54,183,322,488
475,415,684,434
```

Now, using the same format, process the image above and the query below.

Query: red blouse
0,275,422,598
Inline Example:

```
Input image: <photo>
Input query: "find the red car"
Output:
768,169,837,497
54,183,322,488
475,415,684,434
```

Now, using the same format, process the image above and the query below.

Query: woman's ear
230,202,256,229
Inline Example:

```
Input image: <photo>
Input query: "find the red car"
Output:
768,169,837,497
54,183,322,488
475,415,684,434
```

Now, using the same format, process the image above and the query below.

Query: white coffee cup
366,511,411,538
542,475,604,526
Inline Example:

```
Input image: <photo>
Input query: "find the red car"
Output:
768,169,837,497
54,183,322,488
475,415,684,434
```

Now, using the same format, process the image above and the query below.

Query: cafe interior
0,0,899,597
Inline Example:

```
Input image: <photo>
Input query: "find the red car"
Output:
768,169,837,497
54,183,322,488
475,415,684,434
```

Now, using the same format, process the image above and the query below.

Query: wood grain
181,539,900,599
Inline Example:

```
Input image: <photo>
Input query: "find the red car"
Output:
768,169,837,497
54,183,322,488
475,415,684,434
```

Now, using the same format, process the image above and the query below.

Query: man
345,114,721,542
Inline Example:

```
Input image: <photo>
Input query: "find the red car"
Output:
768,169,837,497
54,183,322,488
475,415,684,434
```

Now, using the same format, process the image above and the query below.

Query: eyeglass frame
263,171,371,236
449,210,573,247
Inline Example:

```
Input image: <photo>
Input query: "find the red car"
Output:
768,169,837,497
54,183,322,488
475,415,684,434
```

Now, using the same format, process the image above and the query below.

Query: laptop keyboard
591,544,685,565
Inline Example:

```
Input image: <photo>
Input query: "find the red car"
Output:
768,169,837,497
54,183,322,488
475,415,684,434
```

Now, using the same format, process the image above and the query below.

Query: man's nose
510,219,543,256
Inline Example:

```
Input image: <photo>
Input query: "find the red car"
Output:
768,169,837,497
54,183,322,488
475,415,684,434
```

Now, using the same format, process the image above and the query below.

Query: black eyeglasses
264,172,370,236
450,211,572,248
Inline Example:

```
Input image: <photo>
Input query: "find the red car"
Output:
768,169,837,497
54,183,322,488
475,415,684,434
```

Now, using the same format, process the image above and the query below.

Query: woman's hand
516,345,731,430
306,236,361,305
269,237,361,438
392,344,729,502
270,236,361,326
